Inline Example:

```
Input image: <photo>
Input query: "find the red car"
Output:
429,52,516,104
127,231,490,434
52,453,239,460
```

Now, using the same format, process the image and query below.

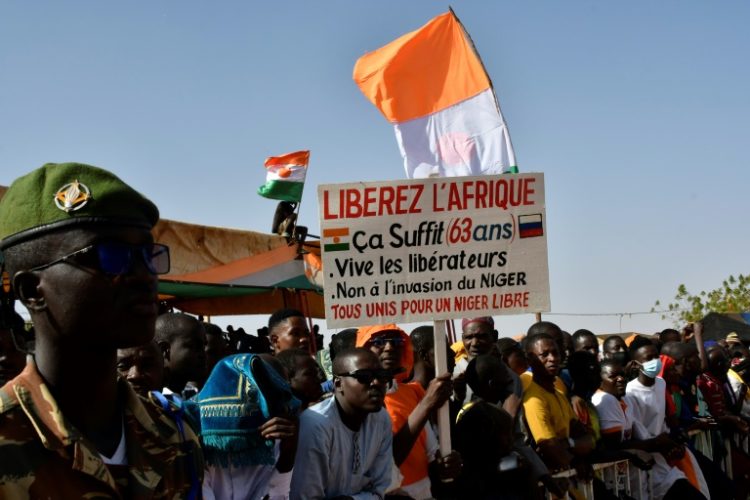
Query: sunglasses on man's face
30,241,170,276
367,336,405,348
335,369,392,385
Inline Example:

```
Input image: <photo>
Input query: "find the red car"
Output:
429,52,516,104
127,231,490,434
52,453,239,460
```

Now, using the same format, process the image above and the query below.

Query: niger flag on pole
257,150,310,203
353,11,517,179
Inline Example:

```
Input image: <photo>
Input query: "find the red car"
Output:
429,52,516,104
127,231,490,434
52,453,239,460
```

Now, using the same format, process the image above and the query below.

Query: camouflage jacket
0,361,204,499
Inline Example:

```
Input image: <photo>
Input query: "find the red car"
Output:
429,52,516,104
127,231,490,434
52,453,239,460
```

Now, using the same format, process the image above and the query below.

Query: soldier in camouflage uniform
0,163,203,499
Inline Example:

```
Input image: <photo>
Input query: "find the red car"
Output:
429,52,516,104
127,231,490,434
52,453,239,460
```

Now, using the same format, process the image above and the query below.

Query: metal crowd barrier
542,431,750,498
688,428,733,478
544,459,652,500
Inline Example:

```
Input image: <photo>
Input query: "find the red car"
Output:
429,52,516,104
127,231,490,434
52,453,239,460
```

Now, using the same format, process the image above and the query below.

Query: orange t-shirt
385,381,429,486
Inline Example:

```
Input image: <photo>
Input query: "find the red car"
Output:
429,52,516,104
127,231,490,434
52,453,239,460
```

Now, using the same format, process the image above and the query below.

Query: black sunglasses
29,241,170,276
335,369,392,385
368,336,405,348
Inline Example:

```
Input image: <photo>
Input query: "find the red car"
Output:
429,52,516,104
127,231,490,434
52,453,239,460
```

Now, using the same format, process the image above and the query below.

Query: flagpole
289,202,302,243
284,151,313,351
433,319,453,477
289,151,310,245
449,7,518,167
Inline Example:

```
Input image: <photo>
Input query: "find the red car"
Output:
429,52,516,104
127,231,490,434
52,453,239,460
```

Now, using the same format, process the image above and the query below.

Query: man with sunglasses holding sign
357,324,460,499
0,163,203,499
290,348,393,500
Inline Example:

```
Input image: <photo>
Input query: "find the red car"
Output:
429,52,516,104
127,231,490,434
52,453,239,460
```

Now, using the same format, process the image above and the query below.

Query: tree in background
654,274,750,326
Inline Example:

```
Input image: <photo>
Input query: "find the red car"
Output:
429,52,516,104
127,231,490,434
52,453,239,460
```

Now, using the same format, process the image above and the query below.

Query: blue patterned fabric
185,353,300,467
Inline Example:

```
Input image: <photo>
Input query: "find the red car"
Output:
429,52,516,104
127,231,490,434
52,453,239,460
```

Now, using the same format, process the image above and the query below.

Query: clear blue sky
2,1,748,338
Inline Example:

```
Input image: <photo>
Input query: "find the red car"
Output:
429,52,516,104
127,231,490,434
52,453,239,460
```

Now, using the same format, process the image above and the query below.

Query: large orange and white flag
353,11,517,179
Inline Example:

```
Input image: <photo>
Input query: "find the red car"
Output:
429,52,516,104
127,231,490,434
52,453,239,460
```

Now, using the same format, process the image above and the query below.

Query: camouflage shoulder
0,381,20,415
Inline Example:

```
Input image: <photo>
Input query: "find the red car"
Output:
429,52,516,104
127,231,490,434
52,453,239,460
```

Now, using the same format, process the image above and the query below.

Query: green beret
0,162,159,249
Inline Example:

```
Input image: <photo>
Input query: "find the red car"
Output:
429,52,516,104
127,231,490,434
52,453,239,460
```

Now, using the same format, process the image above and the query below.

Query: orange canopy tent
154,219,324,318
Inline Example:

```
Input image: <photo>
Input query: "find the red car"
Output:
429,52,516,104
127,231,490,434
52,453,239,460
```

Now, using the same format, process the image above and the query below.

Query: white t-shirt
624,377,711,500
624,377,668,439
591,390,633,441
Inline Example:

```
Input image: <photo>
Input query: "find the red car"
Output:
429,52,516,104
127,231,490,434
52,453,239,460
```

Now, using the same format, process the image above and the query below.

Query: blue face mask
640,358,662,378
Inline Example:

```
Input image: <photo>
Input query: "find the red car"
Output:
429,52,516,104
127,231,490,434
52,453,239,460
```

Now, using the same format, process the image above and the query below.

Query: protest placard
318,173,550,328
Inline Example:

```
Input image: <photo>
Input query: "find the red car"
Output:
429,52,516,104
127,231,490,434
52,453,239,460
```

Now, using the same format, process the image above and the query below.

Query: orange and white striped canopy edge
353,12,490,123
264,150,310,168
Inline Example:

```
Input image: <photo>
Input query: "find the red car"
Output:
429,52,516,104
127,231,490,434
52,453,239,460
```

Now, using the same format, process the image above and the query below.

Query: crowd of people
1,163,750,500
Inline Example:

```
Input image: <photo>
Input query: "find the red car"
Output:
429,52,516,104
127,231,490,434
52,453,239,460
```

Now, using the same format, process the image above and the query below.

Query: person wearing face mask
625,337,710,500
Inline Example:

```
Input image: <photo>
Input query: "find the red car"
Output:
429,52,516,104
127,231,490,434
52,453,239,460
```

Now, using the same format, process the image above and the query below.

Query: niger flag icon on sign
518,214,543,238
323,228,350,252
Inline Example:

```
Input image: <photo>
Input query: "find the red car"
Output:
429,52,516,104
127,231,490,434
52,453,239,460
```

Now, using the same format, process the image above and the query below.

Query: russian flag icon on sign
518,214,544,238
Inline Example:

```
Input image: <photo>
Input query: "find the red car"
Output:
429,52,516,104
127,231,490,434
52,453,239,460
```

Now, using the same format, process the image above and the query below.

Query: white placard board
318,173,550,328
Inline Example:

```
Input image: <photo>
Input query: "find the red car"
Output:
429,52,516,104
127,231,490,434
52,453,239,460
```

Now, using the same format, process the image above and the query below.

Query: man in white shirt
290,348,392,500
624,338,709,500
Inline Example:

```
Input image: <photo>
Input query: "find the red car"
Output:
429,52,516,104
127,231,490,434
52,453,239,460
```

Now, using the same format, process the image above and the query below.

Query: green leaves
653,274,750,326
